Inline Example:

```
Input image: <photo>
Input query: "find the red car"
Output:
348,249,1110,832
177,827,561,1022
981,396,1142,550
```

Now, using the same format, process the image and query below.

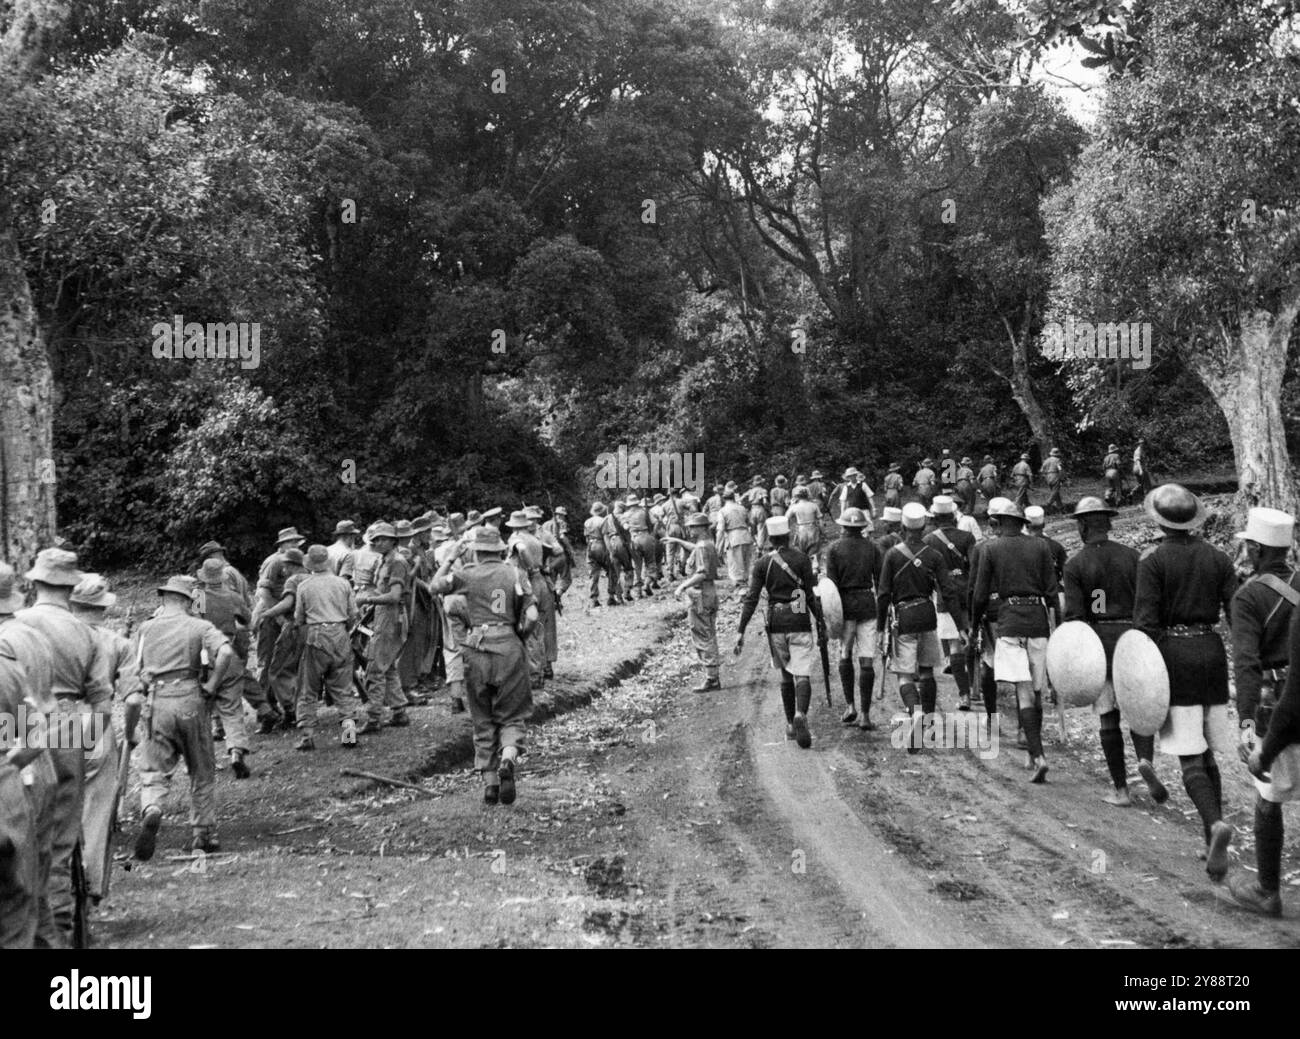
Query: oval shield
1113,629,1171,736
1046,620,1108,706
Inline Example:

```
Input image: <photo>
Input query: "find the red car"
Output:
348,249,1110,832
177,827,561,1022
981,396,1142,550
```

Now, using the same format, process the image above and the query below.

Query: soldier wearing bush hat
70,574,137,903
293,544,362,751
131,575,233,862
912,459,937,509
16,549,115,943
193,559,258,774
925,496,975,710
1063,496,1166,808
431,526,537,805
827,506,883,728
356,521,409,731
1010,453,1033,512
584,502,621,606
196,540,250,605
1135,484,1236,881
327,520,360,576
674,511,723,692
253,528,309,725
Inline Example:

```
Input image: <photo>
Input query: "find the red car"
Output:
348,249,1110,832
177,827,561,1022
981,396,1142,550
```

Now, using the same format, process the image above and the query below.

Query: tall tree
1042,0,1300,510
0,0,68,568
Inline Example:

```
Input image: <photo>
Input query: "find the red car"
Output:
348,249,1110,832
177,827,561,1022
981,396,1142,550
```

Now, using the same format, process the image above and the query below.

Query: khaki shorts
890,630,942,675
838,619,879,659
993,636,1047,691
1257,745,1300,803
768,631,815,677
1158,703,1232,757
1094,680,1117,715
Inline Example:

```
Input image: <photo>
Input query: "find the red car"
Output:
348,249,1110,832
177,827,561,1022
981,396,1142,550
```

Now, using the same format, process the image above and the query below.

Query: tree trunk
2,0,71,569
0,225,56,569
1000,311,1053,458
1192,306,1299,515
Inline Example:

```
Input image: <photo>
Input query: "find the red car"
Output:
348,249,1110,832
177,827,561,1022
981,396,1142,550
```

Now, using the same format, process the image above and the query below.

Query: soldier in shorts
1135,484,1237,880
1224,508,1299,915
1062,497,1167,806
878,502,965,753
826,507,883,729
736,516,826,749
970,498,1057,782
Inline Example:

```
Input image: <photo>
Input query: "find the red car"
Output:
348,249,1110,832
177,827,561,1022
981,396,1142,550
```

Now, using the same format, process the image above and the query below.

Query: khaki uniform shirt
14,604,111,706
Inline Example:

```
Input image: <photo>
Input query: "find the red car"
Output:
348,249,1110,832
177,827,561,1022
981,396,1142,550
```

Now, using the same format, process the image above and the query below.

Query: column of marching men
4,439,1297,948
652,459,1300,922
0,503,576,947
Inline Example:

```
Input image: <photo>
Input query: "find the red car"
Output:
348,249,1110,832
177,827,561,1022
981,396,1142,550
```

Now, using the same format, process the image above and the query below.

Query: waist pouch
767,601,811,633
895,597,937,635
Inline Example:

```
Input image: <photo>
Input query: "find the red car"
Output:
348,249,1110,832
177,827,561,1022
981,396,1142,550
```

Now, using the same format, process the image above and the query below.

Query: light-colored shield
816,577,844,635
1046,621,1107,706
1113,629,1171,736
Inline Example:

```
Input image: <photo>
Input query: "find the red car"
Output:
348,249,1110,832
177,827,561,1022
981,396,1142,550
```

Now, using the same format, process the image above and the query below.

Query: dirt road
95,530,1300,948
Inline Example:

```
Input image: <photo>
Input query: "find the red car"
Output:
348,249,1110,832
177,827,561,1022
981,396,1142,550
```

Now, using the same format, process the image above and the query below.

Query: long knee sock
1180,756,1221,840
1019,706,1044,759
780,674,796,723
838,660,855,706
1131,731,1155,763
1256,798,1284,893
981,666,997,718
1098,711,1127,788
795,678,812,716
1203,751,1223,817
859,662,875,718
919,675,937,716
950,648,970,698
899,681,919,711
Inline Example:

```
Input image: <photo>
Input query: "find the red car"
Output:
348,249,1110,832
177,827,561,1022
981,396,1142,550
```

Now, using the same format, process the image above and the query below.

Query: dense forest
3,0,1299,571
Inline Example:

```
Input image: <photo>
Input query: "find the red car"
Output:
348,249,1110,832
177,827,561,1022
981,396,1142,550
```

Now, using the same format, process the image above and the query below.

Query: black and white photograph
0,0,1297,998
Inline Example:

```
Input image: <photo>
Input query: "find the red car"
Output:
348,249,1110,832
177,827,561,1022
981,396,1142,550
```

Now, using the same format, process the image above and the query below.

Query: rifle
814,612,832,709
879,603,896,703
71,840,89,949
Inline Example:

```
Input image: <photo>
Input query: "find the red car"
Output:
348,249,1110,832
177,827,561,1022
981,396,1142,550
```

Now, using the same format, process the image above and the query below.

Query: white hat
882,506,903,523
901,502,928,530
1024,505,1046,527
930,495,957,516
987,497,1022,520
765,515,790,537
1236,507,1295,548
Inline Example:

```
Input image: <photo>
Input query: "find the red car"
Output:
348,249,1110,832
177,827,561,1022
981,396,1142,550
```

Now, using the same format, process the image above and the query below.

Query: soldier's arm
1062,559,1086,622
346,586,359,629
876,552,895,632
736,558,766,634
293,587,307,625
1133,554,1161,638
363,560,407,606
826,544,843,588
201,626,232,696
83,637,113,708
934,554,965,629
1232,589,1265,726
263,589,296,621
969,549,990,632
1220,554,1238,625
800,556,824,629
